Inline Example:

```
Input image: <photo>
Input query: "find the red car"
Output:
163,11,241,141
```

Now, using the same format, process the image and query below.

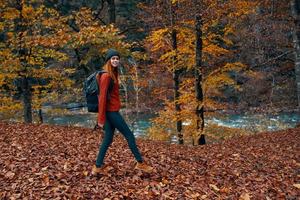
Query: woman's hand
93,123,104,131
97,123,104,129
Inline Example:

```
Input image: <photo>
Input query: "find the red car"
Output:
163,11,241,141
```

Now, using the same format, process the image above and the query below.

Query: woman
92,49,153,175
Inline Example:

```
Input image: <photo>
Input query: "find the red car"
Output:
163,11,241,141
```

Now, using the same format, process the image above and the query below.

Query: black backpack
84,70,114,113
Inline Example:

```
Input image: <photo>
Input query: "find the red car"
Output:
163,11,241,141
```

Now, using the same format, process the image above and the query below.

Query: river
42,105,300,140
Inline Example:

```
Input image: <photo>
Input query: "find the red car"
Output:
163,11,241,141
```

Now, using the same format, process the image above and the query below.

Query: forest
0,0,299,144
0,0,300,199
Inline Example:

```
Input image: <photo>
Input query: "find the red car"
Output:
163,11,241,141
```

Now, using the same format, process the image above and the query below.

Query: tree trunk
172,29,183,144
119,67,129,120
128,57,141,134
134,63,140,130
169,1,183,144
254,6,264,66
107,0,116,24
271,0,276,16
16,0,33,123
22,77,33,123
39,109,43,123
291,0,300,107
194,15,205,145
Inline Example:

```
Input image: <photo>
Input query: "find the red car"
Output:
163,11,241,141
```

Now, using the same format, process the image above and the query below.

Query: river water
207,112,300,132
42,107,152,138
42,106,300,140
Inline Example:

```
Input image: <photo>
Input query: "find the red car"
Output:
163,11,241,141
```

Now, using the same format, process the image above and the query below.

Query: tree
194,14,205,145
0,0,73,122
170,1,183,144
233,0,296,110
141,0,255,144
291,0,300,107
137,0,185,143
107,0,116,24
0,1,130,122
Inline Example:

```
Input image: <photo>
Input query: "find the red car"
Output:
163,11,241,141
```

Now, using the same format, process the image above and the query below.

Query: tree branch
93,0,107,25
251,50,294,69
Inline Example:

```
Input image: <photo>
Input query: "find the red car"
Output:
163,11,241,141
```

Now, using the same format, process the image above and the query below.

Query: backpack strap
96,70,114,98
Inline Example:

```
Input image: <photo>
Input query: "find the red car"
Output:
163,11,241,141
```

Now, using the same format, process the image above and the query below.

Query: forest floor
0,122,299,199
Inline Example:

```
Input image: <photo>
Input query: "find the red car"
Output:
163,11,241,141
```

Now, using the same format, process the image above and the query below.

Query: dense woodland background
0,0,299,144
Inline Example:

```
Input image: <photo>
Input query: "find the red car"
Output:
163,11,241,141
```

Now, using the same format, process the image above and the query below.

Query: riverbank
37,105,300,141
0,122,299,199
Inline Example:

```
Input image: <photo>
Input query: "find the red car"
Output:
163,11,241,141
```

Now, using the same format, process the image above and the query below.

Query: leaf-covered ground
0,122,299,199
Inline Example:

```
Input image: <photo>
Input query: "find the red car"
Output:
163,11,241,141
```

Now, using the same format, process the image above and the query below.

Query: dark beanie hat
105,49,120,62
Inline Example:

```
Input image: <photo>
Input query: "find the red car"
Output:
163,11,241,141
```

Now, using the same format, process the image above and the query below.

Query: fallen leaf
11,193,21,199
209,184,220,192
239,193,250,200
191,192,200,198
0,122,299,199
41,166,48,171
42,174,50,186
63,162,68,170
220,187,230,193
83,171,88,176
5,171,15,179
162,177,169,185
293,184,300,189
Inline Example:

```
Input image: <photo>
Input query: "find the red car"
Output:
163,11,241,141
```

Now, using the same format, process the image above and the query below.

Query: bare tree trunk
172,29,183,144
254,6,264,65
270,74,275,107
271,0,276,16
128,57,141,134
291,0,300,107
134,63,140,127
39,109,43,123
194,15,205,145
16,0,33,123
124,86,129,119
169,1,183,144
22,77,33,123
119,67,129,120
107,0,116,24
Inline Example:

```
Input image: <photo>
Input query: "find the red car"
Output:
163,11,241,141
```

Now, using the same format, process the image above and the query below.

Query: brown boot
91,165,108,176
134,162,153,173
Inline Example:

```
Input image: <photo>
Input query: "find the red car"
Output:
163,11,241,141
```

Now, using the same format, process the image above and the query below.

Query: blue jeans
95,111,143,167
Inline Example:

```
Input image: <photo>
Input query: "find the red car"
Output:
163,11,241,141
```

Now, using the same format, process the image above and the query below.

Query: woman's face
110,56,120,68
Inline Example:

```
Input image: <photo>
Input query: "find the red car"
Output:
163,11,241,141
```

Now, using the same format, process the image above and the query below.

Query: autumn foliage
0,1,130,122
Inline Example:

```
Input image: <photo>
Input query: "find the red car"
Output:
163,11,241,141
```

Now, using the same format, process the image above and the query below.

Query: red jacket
97,71,121,125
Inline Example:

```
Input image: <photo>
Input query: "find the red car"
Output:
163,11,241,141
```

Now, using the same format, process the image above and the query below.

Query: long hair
103,60,117,82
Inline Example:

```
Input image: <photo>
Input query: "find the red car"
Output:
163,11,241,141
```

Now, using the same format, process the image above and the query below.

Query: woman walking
92,49,153,175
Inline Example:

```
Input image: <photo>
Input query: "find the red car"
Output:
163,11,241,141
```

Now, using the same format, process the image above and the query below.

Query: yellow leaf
63,162,68,170
83,171,89,176
293,184,300,189
220,187,230,193
239,193,250,200
41,166,48,171
2,8,20,20
209,184,220,192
